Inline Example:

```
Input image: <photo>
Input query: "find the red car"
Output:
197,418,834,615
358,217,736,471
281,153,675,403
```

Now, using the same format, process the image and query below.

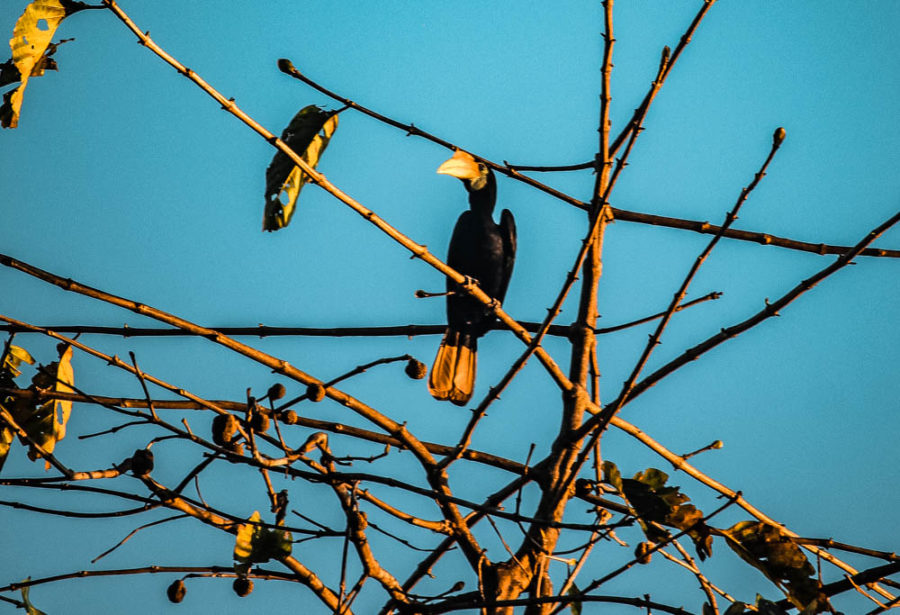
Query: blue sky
1,2,898,613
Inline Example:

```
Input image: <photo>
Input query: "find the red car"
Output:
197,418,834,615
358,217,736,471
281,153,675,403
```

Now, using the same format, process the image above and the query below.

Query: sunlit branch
774,561,900,611
547,494,739,615
577,208,900,441
437,43,678,471
586,127,786,452
0,257,487,569
275,33,898,259
358,488,452,535
96,1,583,413
789,539,900,563
311,438,410,605
663,540,726,612
604,415,900,601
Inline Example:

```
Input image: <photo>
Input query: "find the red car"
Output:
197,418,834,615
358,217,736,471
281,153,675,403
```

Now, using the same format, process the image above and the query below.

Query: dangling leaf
263,105,338,231
20,579,48,615
723,521,826,612
234,511,292,564
1,0,84,128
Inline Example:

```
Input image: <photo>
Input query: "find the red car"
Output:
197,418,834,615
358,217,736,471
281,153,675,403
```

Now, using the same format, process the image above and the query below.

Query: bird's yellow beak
436,150,481,180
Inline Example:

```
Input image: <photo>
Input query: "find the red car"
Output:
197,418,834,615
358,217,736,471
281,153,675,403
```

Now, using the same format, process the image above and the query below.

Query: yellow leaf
233,510,262,562
234,510,292,563
3,344,35,377
0,424,14,473
263,106,339,231
3,0,68,128
52,344,73,441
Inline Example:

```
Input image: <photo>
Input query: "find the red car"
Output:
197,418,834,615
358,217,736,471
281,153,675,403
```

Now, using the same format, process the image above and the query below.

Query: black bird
428,150,516,405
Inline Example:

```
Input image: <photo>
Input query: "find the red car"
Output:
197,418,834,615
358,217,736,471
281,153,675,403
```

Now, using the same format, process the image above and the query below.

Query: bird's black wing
446,210,476,292
496,208,517,304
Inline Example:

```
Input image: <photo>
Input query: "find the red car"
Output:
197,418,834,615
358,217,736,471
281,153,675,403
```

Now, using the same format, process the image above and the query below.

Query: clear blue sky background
1,2,898,613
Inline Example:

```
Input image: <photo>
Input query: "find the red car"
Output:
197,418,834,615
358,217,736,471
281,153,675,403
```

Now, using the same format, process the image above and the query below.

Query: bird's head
437,149,494,195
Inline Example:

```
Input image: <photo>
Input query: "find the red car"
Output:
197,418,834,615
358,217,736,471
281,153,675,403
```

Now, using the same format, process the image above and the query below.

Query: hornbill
428,150,516,405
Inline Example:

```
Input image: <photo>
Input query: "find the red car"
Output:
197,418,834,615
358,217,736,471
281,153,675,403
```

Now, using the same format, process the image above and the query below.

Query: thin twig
91,514,188,563
0,293,721,339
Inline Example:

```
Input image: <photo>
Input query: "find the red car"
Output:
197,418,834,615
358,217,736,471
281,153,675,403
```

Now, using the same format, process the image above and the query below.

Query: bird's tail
428,329,477,406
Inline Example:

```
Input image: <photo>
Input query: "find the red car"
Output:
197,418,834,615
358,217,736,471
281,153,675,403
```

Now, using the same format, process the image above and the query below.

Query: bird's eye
477,163,486,173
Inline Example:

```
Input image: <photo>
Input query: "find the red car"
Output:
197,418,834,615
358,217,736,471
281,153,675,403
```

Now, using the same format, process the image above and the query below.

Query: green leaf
723,603,747,615
20,579,48,615
633,467,668,491
263,105,339,231
601,460,622,493
1,0,81,128
234,510,292,564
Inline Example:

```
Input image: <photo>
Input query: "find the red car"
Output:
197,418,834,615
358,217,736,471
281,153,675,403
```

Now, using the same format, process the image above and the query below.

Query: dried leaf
263,105,338,231
723,521,824,612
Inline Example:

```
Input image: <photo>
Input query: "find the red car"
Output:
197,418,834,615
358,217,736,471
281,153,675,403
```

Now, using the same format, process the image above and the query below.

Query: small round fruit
307,383,326,402
233,577,253,597
635,541,654,565
404,358,427,380
212,414,239,446
281,410,299,425
167,579,186,603
267,383,286,401
250,411,270,433
130,448,154,478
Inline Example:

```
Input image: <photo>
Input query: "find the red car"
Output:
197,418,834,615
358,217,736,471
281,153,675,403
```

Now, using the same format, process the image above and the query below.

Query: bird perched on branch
428,150,516,405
